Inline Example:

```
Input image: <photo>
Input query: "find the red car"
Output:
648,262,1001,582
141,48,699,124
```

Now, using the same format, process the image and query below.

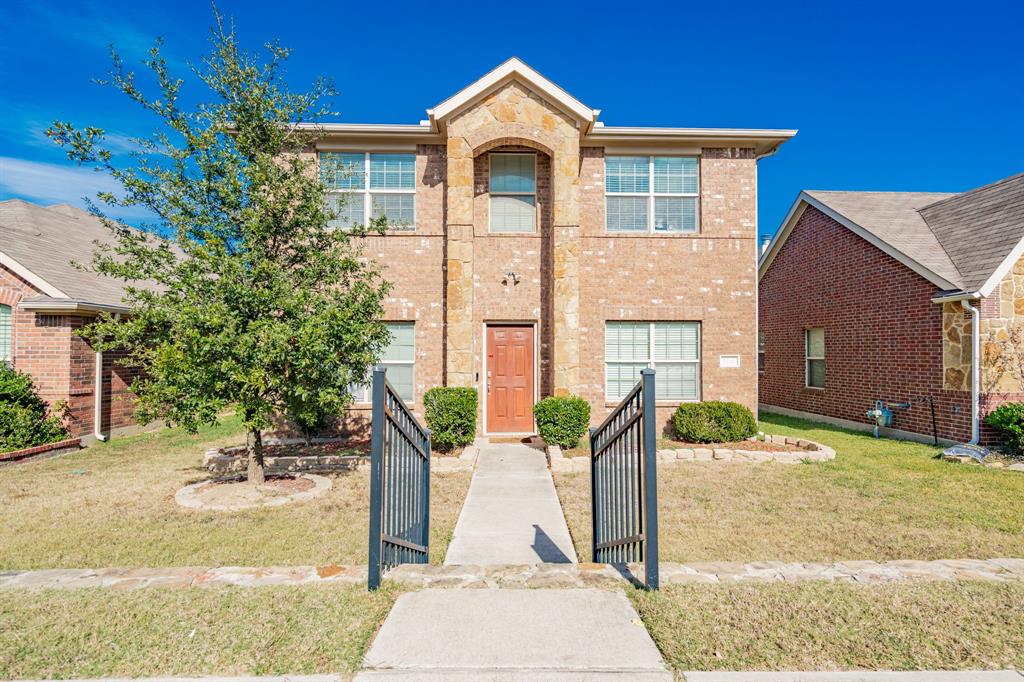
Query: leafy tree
47,13,391,483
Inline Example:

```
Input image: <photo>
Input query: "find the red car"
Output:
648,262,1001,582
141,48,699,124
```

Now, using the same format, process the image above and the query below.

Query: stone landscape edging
4,557,1021,591
205,440,479,474
548,435,836,472
174,473,333,511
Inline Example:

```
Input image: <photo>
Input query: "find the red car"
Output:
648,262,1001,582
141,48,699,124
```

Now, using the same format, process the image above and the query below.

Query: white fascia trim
757,193,961,291
429,57,595,124
589,126,798,139
0,251,67,298
294,122,439,139
977,233,1024,298
931,291,982,304
18,299,131,315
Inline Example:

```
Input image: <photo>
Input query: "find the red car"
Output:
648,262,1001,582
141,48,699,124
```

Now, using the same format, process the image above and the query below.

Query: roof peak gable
427,57,597,128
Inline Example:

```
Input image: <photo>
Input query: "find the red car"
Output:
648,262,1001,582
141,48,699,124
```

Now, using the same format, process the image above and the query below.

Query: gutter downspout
961,300,981,445
93,345,106,442
93,313,120,443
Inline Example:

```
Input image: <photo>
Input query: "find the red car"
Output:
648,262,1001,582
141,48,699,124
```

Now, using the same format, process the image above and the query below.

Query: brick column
445,137,475,387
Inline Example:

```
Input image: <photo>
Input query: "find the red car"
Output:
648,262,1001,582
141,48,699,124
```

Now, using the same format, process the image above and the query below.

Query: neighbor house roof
0,199,136,313
759,173,1024,297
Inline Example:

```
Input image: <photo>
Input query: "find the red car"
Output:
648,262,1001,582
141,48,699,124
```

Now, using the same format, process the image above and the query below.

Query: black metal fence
589,368,659,589
367,366,431,591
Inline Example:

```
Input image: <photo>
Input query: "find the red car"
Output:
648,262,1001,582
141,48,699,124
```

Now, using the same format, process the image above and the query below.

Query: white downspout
93,345,107,442
93,313,119,443
962,300,980,444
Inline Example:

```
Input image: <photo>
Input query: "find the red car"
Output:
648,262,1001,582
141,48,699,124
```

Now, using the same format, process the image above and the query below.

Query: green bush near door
534,395,591,448
423,387,477,451
673,400,756,444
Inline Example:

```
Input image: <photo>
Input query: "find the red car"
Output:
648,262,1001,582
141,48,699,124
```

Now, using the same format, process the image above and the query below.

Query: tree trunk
246,427,265,484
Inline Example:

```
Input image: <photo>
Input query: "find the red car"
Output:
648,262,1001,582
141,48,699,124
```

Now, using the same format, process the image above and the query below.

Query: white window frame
805,327,825,389
488,152,537,233
352,322,416,404
604,156,700,234
604,321,701,403
0,303,11,367
758,331,766,374
322,151,416,230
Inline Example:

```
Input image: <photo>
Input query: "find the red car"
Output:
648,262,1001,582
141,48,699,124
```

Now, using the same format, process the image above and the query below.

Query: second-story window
489,153,536,233
321,152,416,230
605,156,699,233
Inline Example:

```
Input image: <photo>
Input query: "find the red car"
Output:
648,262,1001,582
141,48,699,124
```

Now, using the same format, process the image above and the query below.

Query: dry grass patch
554,412,1024,562
0,416,470,569
631,580,1024,671
0,584,396,678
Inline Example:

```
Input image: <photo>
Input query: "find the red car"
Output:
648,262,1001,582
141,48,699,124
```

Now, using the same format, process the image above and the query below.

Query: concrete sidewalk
355,588,671,681
443,441,576,565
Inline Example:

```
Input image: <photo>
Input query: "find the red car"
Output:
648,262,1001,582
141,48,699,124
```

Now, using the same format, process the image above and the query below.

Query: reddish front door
486,325,535,433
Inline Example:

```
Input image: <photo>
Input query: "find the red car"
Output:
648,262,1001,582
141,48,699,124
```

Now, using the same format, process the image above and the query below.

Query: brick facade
333,77,765,435
0,264,139,439
759,205,979,442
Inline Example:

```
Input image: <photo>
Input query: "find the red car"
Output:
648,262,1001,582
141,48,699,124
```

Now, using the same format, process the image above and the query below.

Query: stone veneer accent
5,558,1022,591
444,81,582,394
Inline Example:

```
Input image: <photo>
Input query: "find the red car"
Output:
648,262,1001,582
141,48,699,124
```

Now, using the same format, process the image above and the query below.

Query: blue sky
1,0,1022,234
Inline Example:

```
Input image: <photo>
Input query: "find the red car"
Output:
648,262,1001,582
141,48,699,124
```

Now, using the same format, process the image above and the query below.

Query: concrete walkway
356,588,671,681
444,441,577,565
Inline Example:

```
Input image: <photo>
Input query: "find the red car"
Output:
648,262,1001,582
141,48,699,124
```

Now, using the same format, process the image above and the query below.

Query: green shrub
984,402,1024,455
423,387,477,450
534,395,591,448
0,364,69,453
673,400,756,444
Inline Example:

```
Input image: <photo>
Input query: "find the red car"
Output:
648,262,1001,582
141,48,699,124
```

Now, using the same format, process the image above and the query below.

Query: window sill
803,386,825,391
603,231,701,237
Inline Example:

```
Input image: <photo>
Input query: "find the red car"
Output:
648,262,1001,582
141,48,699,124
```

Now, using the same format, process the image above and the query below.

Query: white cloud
0,156,153,220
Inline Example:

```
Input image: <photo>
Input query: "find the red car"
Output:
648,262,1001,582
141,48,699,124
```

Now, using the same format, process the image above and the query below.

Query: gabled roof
305,58,796,156
919,173,1024,293
427,57,598,129
759,173,1024,297
0,199,135,312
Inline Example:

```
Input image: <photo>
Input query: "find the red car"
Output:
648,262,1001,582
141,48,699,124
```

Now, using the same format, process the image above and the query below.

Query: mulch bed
658,439,800,452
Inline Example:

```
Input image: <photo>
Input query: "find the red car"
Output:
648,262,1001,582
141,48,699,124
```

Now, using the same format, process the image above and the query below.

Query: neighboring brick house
0,199,141,441
758,173,1024,444
317,58,795,434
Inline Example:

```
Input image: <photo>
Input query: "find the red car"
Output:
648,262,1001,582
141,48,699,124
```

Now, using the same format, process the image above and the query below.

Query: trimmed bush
534,395,591,448
673,400,756,444
423,387,477,450
984,402,1024,455
0,364,69,453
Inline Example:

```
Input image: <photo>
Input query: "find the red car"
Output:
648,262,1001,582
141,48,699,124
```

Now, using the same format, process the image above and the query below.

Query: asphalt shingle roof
0,199,134,308
804,174,1024,293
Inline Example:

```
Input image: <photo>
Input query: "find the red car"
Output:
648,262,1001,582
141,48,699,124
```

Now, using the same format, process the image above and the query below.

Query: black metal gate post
367,366,431,591
589,367,659,589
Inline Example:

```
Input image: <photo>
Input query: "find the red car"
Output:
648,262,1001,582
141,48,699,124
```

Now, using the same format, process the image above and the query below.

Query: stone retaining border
175,473,333,512
205,440,479,474
4,558,1022,591
549,435,835,473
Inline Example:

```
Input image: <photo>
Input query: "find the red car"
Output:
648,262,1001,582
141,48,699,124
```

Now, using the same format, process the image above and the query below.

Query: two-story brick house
320,59,795,434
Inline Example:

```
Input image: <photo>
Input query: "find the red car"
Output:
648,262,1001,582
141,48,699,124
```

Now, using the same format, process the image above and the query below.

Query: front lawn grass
0,417,470,569
0,584,396,678
554,412,1024,562
631,580,1024,671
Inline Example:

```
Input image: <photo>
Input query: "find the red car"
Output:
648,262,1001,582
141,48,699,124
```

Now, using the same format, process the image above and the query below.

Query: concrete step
355,588,670,682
